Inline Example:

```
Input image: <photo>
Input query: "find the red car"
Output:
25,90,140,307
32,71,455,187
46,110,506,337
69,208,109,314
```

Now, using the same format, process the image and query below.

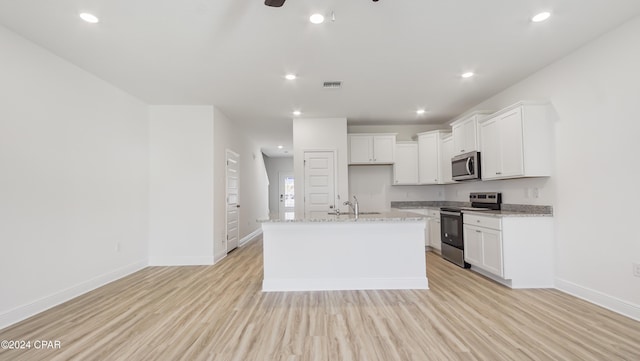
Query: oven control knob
444,233,448,237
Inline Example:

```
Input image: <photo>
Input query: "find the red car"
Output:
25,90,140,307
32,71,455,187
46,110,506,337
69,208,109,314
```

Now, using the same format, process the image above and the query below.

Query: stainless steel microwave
452,151,481,181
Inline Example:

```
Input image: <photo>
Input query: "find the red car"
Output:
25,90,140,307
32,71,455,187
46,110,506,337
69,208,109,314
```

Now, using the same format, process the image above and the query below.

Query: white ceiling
1,0,640,157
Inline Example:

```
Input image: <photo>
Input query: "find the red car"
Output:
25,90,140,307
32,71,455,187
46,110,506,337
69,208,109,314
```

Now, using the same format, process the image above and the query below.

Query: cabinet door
463,225,483,266
418,133,440,184
498,107,525,178
393,143,419,184
452,123,466,155
480,117,501,180
349,135,373,164
453,118,479,155
441,137,453,184
462,120,479,153
481,228,503,277
373,136,395,163
429,218,441,250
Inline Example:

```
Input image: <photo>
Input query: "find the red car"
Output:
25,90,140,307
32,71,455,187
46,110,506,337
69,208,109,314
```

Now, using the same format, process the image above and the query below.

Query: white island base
261,215,428,292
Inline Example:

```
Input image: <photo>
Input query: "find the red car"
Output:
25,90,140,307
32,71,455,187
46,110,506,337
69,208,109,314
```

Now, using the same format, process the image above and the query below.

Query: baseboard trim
213,252,227,263
0,260,147,330
555,278,640,321
239,228,262,247
262,277,429,292
148,256,214,266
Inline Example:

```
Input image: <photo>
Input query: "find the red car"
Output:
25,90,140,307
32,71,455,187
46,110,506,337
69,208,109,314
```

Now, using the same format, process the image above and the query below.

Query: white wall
349,166,445,212
293,118,350,214
263,155,294,215
0,26,149,328
444,178,554,205
148,106,214,266
213,109,269,260
458,16,640,318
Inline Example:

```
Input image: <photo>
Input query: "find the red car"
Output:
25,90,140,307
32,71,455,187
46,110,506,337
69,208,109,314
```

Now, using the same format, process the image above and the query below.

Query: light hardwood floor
1,237,639,361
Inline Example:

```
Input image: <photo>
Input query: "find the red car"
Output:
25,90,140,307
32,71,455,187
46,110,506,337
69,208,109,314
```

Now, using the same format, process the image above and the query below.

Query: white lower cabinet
428,210,441,251
463,224,503,277
463,225,482,267
403,209,440,251
463,212,554,288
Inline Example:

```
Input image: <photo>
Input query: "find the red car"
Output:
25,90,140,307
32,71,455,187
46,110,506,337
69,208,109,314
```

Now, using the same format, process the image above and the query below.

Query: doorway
278,172,295,220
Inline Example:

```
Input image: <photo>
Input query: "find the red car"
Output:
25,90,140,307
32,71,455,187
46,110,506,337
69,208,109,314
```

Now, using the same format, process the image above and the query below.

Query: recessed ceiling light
277,145,284,149
532,12,551,23
416,109,426,115
285,74,296,80
309,14,325,24
461,72,475,78
293,110,301,116
79,12,99,24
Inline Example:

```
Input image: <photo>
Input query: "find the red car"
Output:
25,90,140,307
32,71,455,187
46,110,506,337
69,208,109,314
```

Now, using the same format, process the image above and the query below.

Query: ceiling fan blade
265,0,286,7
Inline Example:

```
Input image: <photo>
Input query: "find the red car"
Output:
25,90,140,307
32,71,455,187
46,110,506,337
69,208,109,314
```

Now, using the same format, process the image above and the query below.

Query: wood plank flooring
1,237,639,361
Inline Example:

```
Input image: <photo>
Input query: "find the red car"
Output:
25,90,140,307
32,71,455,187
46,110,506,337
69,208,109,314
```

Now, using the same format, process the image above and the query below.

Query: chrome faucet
344,196,359,216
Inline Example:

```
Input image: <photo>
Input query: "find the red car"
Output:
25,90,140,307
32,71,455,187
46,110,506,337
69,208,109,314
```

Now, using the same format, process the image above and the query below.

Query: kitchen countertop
259,210,427,223
392,201,553,217
461,209,552,217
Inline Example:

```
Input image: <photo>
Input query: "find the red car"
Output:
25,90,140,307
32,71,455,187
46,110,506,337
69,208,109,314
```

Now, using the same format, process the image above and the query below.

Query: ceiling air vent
323,81,342,89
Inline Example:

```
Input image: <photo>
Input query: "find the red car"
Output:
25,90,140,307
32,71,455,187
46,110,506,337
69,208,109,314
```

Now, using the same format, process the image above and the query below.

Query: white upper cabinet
348,134,396,164
479,102,553,181
417,130,450,185
393,142,419,185
440,135,454,184
450,111,493,155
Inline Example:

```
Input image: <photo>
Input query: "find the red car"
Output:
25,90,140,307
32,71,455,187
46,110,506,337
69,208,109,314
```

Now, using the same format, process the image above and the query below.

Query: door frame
225,149,240,253
278,171,295,218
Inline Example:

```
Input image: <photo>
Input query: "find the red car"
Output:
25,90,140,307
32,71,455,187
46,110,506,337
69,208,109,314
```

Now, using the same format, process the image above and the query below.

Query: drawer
427,209,440,218
464,214,501,230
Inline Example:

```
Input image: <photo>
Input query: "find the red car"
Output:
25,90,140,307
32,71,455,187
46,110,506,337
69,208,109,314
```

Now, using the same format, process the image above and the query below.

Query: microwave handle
466,157,472,175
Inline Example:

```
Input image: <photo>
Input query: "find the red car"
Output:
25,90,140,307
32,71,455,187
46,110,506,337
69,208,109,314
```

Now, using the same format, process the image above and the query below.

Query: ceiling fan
265,0,379,7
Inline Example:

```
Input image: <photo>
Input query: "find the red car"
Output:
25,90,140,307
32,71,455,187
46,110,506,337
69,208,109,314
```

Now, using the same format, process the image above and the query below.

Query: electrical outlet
633,263,640,277
115,242,121,253
532,188,540,198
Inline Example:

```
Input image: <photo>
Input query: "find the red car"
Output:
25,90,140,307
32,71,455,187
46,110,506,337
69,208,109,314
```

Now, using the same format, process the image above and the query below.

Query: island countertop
259,210,426,223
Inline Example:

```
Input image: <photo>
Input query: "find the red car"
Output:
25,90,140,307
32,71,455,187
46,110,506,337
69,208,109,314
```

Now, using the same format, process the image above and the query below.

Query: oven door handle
440,211,461,217
465,157,472,175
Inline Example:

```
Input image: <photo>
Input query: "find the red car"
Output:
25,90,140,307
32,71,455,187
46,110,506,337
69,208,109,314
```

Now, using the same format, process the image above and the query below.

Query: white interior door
226,150,240,252
278,172,295,220
304,151,336,218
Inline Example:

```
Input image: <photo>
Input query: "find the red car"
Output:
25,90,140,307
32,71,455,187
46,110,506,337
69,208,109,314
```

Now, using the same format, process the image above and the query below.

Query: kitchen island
259,211,428,292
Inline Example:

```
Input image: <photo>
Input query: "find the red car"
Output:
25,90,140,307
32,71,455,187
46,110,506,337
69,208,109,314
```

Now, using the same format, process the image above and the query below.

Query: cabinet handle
461,149,465,153
374,159,377,161
476,230,481,233
496,172,502,175
476,220,480,223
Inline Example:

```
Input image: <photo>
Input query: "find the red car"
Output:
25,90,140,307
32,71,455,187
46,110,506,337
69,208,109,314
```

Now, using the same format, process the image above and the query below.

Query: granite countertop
461,209,552,217
391,201,553,217
259,210,427,223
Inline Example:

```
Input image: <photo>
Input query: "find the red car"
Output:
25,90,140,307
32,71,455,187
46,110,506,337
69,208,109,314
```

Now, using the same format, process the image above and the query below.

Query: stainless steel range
440,192,502,268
